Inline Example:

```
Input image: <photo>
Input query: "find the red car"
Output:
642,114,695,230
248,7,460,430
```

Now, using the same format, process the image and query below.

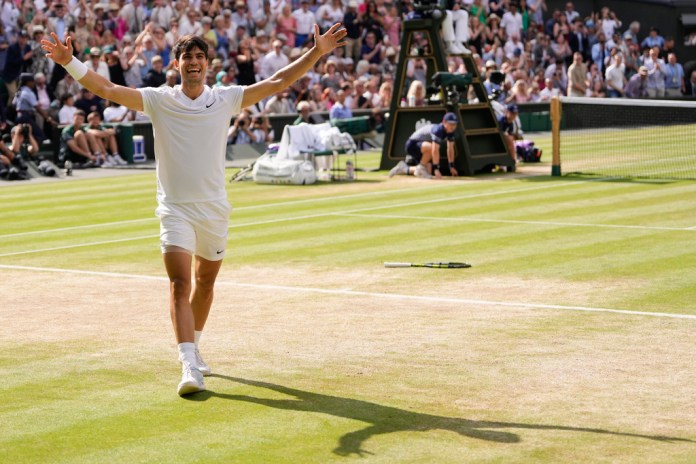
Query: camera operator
0,132,28,180
227,110,256,145
10,123,40,160
14,73,55,143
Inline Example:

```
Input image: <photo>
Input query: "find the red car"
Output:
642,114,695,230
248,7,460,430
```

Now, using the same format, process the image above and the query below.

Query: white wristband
63,56,88,80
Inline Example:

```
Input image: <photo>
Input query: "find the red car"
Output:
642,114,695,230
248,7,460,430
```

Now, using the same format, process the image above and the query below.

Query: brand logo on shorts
216,249,224,254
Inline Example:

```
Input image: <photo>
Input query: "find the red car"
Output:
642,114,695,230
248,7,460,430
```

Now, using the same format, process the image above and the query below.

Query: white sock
177,342,196,365
194,330,202,347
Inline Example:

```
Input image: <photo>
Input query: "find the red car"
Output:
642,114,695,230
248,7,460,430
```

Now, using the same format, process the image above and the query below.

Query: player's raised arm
41,32,144,112
241,23,347,108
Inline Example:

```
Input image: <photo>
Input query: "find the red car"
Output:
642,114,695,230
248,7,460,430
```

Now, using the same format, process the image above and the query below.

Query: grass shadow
184,375,693,457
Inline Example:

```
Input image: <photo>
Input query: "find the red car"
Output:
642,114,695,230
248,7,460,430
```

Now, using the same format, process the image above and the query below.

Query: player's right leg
159,205,205,396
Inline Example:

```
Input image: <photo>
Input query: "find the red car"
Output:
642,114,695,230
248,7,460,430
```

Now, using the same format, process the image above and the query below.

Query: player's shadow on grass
186,375,693,456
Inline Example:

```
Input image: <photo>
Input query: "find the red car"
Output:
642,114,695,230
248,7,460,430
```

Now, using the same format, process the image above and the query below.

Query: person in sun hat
389,112,460,179
42,22,348,397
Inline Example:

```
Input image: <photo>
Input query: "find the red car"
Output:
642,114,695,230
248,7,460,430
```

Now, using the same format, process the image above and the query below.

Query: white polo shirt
139,85,243,204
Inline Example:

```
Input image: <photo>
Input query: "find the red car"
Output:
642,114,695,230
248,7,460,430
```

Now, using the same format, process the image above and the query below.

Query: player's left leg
190,256,222,376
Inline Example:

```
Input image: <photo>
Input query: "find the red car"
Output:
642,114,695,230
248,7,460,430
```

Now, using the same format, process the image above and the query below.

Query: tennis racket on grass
384,262,472,269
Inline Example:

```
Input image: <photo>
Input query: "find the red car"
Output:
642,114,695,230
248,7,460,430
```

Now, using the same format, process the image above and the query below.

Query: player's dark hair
172,35,209,61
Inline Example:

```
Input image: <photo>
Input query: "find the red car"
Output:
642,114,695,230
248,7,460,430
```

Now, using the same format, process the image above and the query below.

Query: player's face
443,121,457,133
175,47,208,85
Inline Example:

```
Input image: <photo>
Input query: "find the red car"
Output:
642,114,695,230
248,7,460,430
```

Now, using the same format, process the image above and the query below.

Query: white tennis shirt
139,85,243,203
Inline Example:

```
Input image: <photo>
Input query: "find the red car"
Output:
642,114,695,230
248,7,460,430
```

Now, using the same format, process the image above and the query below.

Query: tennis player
42,25,347,396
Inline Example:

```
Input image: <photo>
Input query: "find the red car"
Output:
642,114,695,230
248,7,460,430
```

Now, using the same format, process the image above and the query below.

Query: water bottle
408,95,416,107
64,160,73,176
345,160,355,180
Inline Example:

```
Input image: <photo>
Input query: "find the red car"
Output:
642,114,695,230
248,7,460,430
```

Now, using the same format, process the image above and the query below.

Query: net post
550,97,561,176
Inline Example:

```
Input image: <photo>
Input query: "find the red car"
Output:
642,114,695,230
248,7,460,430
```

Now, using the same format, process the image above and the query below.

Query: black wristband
432,163,439,171
449,162,455,168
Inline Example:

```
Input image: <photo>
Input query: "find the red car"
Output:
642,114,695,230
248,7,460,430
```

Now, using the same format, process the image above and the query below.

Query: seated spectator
75,88,104,117
360,31,383,65
58,94,79,125
143,55,167,88
498,104,520,167
329,89,352,120
250,114,274,143
228,110,256,145
538,78,560,101
58,110,99,167
103,100,134,123
265,90,295,114
85,111,127,166
404,79,426,107
294,100,321,125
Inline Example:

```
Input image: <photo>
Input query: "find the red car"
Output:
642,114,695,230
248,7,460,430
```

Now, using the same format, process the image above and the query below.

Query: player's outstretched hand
313,23,347,55
40,32,74,66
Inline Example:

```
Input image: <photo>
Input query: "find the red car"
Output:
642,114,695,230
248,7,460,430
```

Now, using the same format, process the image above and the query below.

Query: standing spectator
382,4,401,51
253,0,276,38
564,2,580,23
643,46,665,98
33,71,55,134
179,8,202,37
625,21,640,45
48,2,73,45
360,30,382,65
150,0,175,30
641,27,665,51
103,45,127,86
501,3,523,40
231,0,255,32
264,89,295,114
29,25,50,77
3,30,33,104
293,0,316,48
120,0,147,35
527,0,547,29
123,46,144,88
604,54,626,98
663,53,684,97
566,51,587,96
362,1,384,42
84,46,110,81
106,3,129,41
259,39,289,80
15,73,53,141
568,19,590,62
624,65,648,98
342,1,362,62
688,70,696,96
235,38,258,86
591,33,610,75
276,5,297,48
442,1,469,55
598,7,621,40
551,33,572,65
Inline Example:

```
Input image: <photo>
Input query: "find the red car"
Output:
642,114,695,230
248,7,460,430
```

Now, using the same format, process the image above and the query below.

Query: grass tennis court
1,156,695,463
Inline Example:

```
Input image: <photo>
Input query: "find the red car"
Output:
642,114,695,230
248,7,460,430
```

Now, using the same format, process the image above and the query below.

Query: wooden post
550,96,561,176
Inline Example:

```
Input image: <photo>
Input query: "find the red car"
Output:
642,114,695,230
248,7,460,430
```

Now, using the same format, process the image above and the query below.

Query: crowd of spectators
0,0,693,150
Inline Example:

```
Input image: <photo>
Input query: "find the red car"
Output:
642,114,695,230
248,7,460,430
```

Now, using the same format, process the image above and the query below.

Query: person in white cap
41,23,348,396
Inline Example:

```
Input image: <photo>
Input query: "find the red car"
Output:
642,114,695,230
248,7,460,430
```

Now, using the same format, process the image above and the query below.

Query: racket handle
384,262,412,268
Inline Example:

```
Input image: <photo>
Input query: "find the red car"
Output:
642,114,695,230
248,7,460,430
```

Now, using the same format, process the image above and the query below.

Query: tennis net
553,97,696,180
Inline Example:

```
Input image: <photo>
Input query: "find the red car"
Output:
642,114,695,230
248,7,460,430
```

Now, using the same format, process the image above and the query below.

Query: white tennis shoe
177,362,205,396
414,163,433,179
388,160,409,177
194,348,212,376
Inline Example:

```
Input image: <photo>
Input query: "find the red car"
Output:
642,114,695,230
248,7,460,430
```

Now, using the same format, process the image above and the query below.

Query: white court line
336,213,696,232
0,181,579,257
0,183,457,240
1,263,694,321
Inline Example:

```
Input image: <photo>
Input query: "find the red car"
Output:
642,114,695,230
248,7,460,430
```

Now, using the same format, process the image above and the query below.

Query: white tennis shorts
156,200,231,261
